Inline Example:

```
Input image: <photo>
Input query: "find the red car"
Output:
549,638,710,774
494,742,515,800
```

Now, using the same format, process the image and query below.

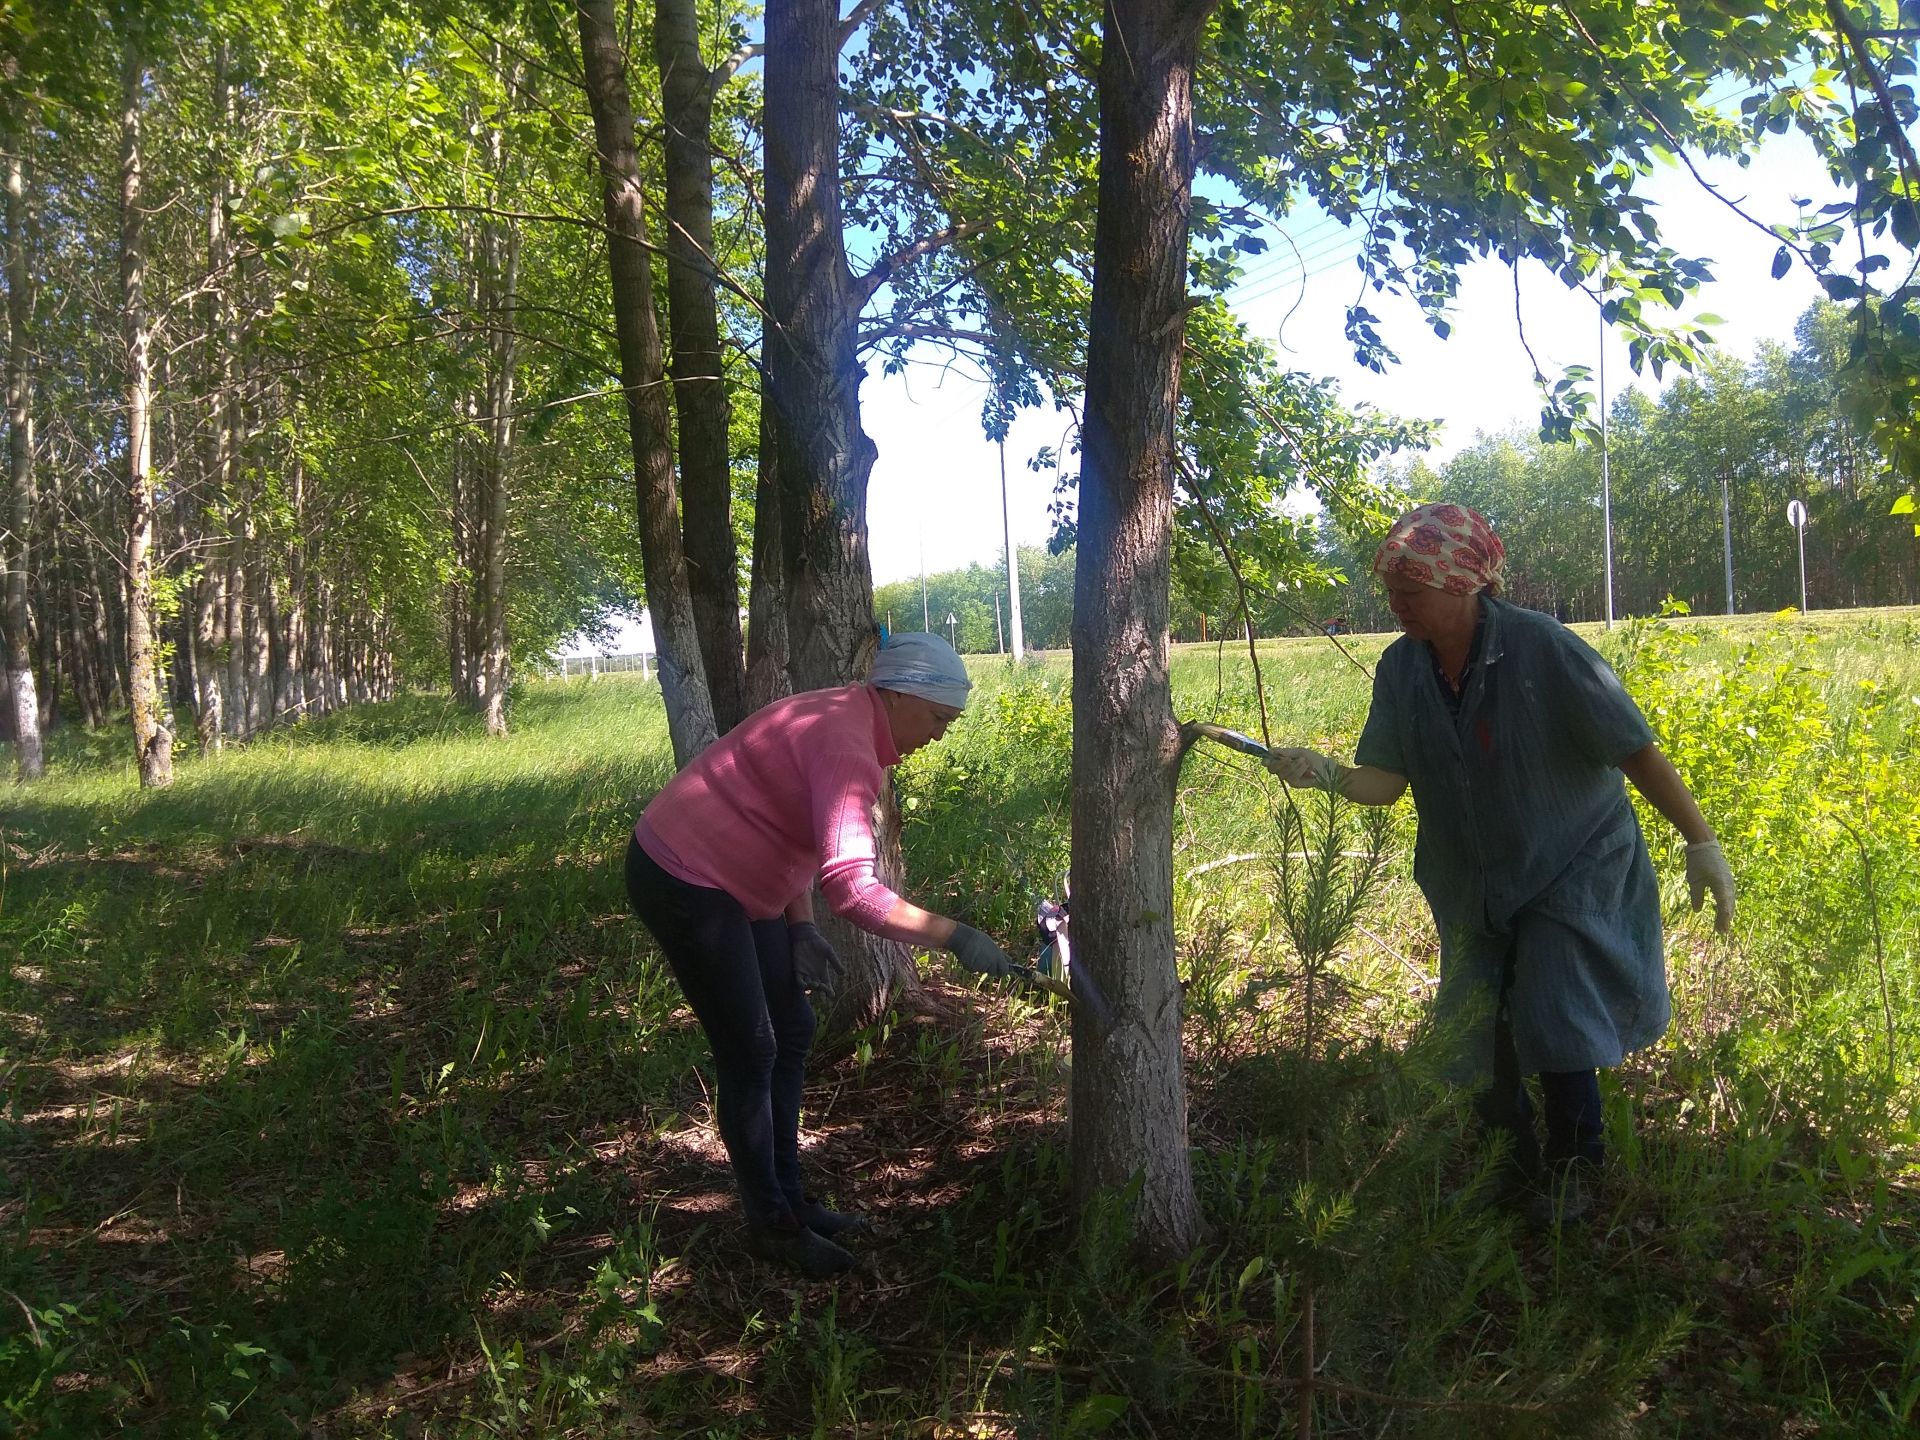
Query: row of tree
9,0,1920,1263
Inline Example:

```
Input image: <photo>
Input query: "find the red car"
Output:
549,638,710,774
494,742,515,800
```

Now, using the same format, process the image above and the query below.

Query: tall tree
119,35,172,787
576,0,717,766
654,0,749,734
1069,0,1216,1261
764,0,920,1029
3,102,44,779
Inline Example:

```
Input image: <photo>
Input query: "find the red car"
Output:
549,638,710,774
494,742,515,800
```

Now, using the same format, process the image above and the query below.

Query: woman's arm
1334,764,1409,806
1620,742,1735,931
1618,743,1712,843
1266,748,1408,806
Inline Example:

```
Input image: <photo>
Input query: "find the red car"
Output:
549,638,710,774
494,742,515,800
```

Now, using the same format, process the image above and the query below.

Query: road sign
1787,499,1808,529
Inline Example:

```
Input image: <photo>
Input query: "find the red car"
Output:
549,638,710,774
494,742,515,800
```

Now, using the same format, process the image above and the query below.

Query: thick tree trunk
120,44,172,787
654,0,748,733
576,0,716,765
743,404,790,714
764,0,914,1028
4,132,44,779
1067,0,1212,1261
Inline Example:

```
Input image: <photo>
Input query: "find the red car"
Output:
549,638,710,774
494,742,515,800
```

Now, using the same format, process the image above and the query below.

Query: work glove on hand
1684,839,1736,933
948,922,1021,978
1263,747,1338,791
787,921,843,992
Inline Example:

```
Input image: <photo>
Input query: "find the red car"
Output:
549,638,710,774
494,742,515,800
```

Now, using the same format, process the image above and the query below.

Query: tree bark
743,403,790,713
478,77,520,738
764,0,915,1028
576,0,717,765
654,0,748,734
196,42,235,753
243,511,272,731
4,121,45,779
1068,0,1214,1261
225,529,249,737
120,41,172,787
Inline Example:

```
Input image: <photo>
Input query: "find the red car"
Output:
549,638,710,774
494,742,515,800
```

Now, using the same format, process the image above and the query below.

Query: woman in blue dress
1268,503,1736,1223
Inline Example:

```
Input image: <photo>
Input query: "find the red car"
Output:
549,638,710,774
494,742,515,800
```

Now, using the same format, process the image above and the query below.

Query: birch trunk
4,127,44,779
120,42,172,787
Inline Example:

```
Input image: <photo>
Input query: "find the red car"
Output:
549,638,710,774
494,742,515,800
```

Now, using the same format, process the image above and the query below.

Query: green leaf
1891,493,1916,515
1065,1394,1130,1436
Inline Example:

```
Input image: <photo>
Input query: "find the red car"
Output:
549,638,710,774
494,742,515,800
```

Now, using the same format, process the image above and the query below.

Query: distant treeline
898,302,1919,650
1312,301,1919,634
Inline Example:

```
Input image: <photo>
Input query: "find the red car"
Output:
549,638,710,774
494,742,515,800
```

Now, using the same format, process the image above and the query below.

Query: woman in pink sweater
625,633,1018,1278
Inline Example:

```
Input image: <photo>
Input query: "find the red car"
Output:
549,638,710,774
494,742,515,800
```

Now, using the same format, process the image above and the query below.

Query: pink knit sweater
635,685,910,934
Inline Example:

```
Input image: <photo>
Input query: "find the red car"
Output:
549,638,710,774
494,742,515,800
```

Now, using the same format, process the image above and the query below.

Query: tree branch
851,220,990,306
838,0,885,51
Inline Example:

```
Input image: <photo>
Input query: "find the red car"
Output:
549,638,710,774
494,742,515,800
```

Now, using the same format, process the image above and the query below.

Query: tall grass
2,614,1916,1437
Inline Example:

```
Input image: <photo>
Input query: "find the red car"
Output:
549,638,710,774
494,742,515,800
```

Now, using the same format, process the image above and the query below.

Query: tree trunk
654,0,748,734
196,41,234,753
281,438,308,722
478,85,520,738
225,532,249,737
120,42,172,787
243,514,272,731
4,126,44,779
764,0,914,1027
1067,0,1213,1261
576,0,716,765
743,404,790,713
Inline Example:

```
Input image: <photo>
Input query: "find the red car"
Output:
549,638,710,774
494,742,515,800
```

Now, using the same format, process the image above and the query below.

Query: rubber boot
745,1219,857,1279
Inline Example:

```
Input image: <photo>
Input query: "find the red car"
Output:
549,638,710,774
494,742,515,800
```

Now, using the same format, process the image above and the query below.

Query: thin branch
1555,0,1818,269
1827,0,1920,208
1175,454,1272,746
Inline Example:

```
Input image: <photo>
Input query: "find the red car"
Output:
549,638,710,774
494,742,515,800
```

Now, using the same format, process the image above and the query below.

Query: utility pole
995,590,1004,653
1600,312,1615,630
998,436,1026,659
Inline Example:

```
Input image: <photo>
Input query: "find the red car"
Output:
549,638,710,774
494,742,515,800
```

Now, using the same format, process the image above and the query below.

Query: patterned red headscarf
1372,503,1507,596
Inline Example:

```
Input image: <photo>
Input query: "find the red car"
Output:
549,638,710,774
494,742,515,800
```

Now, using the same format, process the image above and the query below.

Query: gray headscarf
868,632,972,709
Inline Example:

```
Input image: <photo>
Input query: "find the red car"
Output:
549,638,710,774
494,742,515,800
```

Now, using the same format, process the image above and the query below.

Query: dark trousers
1478,952,1605,1175
625,837,814,1226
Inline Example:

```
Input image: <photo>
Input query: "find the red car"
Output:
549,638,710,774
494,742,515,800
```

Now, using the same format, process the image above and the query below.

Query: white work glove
1263,747,1339,791
1685,839,1735,933
787,921,843,992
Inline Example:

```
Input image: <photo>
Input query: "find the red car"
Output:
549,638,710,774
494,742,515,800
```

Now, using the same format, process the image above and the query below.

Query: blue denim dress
1354,598,1668,1078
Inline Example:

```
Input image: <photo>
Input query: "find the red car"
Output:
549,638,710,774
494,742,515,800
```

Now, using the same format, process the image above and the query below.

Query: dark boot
795,1195,870,1241
745,1219,857,1279
1525,1160,1599,1231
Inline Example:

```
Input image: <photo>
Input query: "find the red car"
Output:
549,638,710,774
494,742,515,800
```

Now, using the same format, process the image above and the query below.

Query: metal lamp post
1787,499,1809,612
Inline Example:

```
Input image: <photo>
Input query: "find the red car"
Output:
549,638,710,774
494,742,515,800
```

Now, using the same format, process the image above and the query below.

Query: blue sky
864,127,1851,587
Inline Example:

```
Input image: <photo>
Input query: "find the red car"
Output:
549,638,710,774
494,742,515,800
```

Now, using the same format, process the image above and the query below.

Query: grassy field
2,609,1917,1437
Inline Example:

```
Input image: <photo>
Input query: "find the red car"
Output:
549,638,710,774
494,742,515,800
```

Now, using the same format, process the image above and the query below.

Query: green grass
2,614,1917,1437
